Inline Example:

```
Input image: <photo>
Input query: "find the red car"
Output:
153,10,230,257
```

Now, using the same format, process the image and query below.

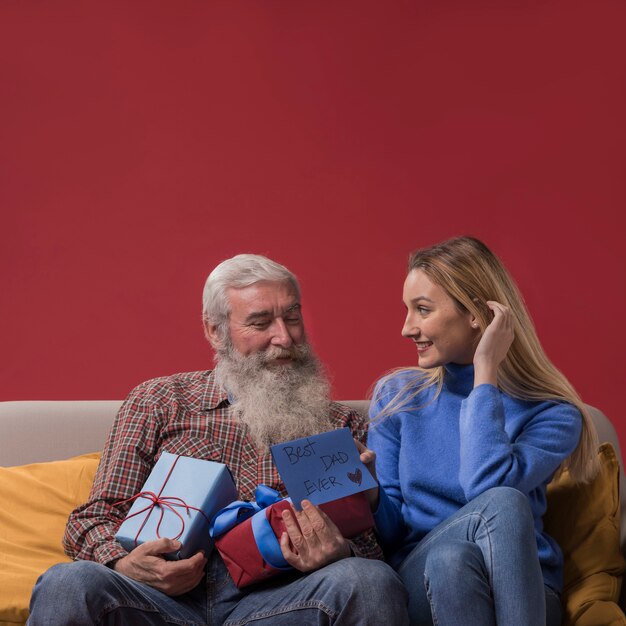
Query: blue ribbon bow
210,485,292,571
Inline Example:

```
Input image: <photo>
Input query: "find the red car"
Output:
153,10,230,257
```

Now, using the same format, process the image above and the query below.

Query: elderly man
28,254,408,626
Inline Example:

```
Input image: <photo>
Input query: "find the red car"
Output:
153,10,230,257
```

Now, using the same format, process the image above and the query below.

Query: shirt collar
201,370,230,411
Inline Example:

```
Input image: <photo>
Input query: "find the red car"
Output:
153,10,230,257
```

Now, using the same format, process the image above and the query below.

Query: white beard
214,342,333,452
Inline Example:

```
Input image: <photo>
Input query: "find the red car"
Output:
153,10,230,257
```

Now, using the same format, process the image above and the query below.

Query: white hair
202,254,301,343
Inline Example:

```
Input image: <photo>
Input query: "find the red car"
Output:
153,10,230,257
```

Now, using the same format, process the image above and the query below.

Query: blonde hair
374,236,599,483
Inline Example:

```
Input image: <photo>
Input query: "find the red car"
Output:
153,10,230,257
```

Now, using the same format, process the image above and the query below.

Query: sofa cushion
0,453,101,626
544,442,626,625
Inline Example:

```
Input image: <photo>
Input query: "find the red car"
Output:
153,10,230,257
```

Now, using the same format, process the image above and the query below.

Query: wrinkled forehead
225,280,301,319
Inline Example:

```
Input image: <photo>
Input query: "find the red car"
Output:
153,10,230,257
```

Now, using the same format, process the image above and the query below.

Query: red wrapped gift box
211,487,374,588
318,495,374,540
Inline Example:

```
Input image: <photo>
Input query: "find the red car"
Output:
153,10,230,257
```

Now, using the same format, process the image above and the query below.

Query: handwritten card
270,428,377,510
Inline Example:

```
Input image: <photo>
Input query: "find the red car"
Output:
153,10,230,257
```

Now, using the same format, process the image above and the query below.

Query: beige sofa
1,400,625,625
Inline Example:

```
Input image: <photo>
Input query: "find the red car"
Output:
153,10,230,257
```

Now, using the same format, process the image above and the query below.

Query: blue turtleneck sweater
368,363,582,593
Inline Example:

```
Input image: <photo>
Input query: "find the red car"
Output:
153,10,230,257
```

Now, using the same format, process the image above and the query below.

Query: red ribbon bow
113,454,211,547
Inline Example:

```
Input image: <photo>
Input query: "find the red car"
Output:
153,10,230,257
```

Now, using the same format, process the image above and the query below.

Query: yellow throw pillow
545,443,626,626
0,453,101,626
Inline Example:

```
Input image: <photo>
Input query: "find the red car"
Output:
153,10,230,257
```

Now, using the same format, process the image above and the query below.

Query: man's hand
355,440,380,510
112,538,207,596
473,300,515,387
279,500,351,572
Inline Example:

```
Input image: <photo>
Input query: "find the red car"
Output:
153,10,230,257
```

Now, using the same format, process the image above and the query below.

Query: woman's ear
470,297,488,328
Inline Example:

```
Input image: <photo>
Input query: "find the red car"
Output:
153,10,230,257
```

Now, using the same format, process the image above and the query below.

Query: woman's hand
473,300,514,387
355,440,380,511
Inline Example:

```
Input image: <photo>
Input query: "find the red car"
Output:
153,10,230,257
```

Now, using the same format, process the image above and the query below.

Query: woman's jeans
395,486,562,626
27,553,409,625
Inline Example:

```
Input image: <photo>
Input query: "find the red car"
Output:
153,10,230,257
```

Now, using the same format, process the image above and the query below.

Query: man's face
223,280,305,364
211,279,330,448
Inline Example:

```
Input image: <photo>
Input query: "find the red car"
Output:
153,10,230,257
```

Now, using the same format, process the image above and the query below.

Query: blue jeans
27,552,409,625
395,487,562,626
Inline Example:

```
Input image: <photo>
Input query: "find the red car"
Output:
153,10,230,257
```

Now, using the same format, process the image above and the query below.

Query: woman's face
402,269,478,368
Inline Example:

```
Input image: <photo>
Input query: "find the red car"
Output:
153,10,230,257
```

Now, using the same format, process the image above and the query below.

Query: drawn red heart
347,468,362,486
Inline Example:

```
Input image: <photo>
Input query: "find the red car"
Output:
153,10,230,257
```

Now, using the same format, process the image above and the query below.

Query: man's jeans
27,553,409,625
395,486,562,626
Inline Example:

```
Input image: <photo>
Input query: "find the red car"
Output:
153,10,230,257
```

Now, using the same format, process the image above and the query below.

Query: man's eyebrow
243,303,301,324
244,310,272,323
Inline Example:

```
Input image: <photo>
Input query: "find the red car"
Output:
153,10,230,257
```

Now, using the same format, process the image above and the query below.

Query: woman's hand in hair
473,300,514,388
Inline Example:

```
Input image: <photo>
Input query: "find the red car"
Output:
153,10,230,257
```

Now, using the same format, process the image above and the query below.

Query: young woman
365,236,598,626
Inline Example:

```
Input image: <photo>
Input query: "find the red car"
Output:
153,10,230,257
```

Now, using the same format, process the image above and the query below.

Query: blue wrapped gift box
115,452,238,560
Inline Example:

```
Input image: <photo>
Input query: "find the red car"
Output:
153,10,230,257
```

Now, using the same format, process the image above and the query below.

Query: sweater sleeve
458,384,582,501
367,381,410,552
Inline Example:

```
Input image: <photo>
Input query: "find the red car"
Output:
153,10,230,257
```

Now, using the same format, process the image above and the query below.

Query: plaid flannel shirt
63,370,383,565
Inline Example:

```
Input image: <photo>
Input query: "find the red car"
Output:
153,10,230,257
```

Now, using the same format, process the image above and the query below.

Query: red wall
2,1,625,446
